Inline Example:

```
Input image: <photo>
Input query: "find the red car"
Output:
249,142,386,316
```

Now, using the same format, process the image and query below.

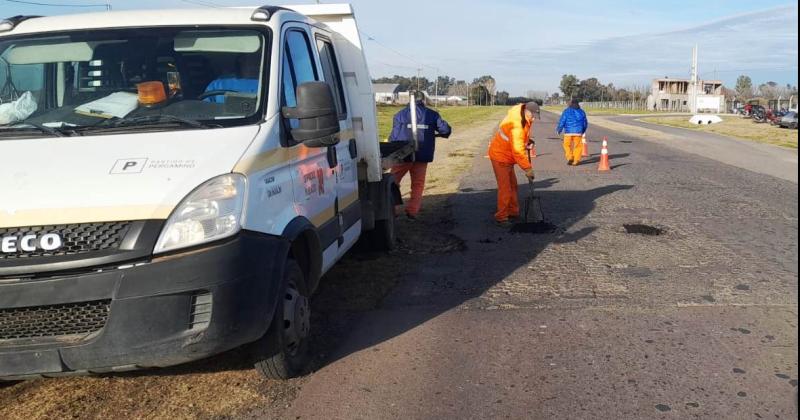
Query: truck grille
0,300,111,341
0,222,130,260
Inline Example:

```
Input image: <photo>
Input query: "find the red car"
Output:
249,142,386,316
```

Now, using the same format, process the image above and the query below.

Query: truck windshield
0,27,267,137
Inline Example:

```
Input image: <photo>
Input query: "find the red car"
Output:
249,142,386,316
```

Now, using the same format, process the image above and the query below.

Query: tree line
371,74,522,105
557,74,649,103
555,73,798,105
734,75,797,103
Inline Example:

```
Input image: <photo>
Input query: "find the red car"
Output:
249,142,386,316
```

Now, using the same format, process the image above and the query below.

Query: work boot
495,219,513,228
566,160,573,166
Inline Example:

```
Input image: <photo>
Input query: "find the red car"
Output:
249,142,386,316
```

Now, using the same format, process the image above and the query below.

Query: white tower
690,44,698,113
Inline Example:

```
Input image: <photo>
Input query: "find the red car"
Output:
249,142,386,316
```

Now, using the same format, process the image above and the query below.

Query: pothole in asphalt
623,224,666,236
510,221,558,234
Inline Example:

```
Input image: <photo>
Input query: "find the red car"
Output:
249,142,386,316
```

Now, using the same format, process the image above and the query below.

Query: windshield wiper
86,115,219,131
1,122,68,137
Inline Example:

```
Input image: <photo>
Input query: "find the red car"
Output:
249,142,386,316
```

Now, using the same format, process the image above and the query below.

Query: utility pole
690,44,698,114
434,71,439,108
416,68,422,93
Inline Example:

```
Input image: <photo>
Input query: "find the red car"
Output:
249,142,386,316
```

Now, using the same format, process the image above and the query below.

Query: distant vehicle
766,109,786,125
750,105,768,123
778,111,798,129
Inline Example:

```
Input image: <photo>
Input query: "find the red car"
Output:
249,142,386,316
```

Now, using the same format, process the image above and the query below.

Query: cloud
439,5,798,94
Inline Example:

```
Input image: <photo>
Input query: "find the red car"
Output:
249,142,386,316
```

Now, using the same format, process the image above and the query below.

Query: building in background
647,77,725,113
373,83,401,104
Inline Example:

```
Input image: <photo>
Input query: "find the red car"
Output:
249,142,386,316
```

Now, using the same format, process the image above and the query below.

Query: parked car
778,111,798,129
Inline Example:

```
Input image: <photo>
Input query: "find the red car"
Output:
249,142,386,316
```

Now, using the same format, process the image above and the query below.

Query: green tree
433,75,456,96
577,77,604,101
735,75,753,100
559,74,579,99
371,75,431,93
495,90,510,105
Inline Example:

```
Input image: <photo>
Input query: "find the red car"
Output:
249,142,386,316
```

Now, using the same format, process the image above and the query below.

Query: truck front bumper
0,231,288,380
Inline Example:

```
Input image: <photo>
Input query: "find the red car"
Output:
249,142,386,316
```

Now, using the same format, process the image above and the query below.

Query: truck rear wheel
253,259,310,379
369,212,396,251
364,176,398,251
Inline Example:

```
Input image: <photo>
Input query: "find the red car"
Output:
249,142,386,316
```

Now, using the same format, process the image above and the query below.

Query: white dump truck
0,4,413,379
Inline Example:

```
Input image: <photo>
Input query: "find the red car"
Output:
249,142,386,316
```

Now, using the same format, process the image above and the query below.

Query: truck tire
253,259,310,379
369,179,398,251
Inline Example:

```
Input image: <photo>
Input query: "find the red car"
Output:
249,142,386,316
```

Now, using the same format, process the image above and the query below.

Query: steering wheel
198,89,238,100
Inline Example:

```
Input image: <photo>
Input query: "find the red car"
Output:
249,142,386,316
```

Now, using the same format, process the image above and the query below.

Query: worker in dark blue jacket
556,99,589,166
389,92,452,219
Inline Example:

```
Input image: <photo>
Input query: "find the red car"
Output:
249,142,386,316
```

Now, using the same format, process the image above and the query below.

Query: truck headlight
154,174,247,254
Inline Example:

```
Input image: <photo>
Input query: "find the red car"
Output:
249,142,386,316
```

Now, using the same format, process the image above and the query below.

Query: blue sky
2,0,797,95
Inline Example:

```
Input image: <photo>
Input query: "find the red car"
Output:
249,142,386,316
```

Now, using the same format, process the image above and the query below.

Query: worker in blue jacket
556,99,589,166
389,92,452,219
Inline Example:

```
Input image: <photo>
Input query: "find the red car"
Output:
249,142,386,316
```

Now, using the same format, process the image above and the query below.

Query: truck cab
0,4,401,380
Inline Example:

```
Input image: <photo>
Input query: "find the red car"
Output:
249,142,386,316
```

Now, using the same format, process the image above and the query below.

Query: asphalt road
284,112,798,419
606,115,798,183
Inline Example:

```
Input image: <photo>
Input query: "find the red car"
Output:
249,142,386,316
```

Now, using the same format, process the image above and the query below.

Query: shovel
521,143,544,224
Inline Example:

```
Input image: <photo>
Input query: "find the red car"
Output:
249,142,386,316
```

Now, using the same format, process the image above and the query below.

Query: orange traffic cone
598,137,611,171
581,134,589,157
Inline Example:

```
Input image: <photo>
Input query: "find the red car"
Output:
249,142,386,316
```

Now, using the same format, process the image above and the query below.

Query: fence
577,100,649,111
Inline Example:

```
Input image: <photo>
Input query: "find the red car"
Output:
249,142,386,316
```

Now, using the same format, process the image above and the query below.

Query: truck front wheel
253,258,310,379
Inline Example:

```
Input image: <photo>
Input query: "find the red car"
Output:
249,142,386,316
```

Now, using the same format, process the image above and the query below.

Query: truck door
313,32,361,258
281,26,339,271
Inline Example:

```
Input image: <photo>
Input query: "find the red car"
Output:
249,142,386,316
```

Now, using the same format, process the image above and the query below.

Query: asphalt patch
623,224,666,236
510,221,558,234
655,404,671,412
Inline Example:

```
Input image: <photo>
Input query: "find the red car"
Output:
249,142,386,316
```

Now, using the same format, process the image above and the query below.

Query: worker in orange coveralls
487,102,537,227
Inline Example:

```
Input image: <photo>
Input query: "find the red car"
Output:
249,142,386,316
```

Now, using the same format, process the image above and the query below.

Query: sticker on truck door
110,158,148,174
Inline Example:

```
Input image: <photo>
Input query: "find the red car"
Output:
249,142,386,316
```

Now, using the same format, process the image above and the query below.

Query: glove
525,168,535,181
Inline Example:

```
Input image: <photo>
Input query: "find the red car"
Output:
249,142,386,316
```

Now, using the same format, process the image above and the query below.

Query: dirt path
0,108,507,420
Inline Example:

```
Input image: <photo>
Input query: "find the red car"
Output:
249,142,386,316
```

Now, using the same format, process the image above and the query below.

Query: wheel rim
282,281,310,356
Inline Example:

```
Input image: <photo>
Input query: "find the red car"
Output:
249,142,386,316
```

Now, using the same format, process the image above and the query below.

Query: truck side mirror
282,81,340,148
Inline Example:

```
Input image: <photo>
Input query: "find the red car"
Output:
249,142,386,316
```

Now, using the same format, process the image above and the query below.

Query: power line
373,61,419,71
4,0,108,7
358,29,423,67
699,67,798,76
177,0,222,7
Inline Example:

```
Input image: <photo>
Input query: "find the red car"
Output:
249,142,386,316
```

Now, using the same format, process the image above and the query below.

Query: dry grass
639,116,798,149
377,105,506,140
